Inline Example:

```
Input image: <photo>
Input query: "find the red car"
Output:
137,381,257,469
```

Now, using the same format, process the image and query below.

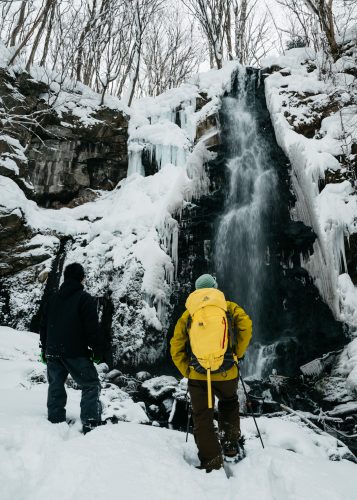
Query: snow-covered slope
1,327,357,500
263,44,357,331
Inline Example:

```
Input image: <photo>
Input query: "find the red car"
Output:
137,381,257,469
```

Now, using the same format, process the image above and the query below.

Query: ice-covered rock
264,45,357,330
141,375,178,402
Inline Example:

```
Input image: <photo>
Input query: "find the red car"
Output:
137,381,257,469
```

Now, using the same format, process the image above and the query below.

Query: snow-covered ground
1,326,357,500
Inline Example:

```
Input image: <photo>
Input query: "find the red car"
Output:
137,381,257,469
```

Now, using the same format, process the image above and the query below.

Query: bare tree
141,8,204,97
123,0,166,105
9,0,28,46
233,0,248,63
8,0,55,66
181,0,231,68
303,0,339,60
232,0,275,66
26,0,57,70
0,0,219,103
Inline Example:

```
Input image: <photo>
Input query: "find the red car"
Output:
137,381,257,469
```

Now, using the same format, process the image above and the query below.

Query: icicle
127,143,145,176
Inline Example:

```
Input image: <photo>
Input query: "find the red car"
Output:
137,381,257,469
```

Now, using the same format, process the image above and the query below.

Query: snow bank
264,47,357,329
0,326,148,425
1,326,357,500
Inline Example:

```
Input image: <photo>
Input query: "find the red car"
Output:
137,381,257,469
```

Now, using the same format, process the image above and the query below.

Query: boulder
140,375,178,403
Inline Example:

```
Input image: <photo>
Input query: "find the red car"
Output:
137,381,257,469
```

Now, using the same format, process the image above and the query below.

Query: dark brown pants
188,378,240,467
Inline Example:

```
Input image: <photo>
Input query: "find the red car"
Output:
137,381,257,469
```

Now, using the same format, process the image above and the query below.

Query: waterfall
211,67,344,379
214,68,278,377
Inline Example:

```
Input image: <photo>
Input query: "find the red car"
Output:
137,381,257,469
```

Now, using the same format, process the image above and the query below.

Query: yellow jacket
170,300,253,381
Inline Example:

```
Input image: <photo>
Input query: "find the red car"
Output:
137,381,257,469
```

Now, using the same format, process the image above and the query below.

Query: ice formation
264,46,357,330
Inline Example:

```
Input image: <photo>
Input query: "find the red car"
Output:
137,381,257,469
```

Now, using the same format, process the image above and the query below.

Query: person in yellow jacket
170,273,252,472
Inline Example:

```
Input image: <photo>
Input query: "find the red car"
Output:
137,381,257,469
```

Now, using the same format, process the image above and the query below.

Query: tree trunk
40,1,56,66
128,40,141,107
26,0,55,71
9,0,53,66
117,45,136,97
10,1,27,47
76,0,97,82
235,0,247,63
225,6,233,59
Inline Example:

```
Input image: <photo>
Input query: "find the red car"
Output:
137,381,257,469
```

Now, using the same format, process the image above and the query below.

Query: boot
82,419,100,435
196,454,223,473
223,435,246,463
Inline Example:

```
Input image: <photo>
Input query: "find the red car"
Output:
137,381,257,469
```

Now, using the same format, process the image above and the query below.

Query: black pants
47,357,102,425
188,378,240,467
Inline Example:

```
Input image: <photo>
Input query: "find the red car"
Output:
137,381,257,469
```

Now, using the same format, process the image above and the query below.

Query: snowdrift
1,327,357,500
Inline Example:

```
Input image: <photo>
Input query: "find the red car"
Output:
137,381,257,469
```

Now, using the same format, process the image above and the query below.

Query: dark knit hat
195,274,218,289
63,263,85,282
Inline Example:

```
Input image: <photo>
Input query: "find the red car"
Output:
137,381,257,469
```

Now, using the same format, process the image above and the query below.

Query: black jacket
40,279,103,358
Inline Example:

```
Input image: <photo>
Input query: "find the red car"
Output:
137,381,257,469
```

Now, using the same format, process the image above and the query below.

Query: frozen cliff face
263,40,357,332
0,51,239,369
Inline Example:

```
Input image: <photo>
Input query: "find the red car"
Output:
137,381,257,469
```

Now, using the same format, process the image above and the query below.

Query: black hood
58,278,84,298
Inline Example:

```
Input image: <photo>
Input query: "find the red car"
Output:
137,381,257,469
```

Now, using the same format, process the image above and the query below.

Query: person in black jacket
40,262,104,433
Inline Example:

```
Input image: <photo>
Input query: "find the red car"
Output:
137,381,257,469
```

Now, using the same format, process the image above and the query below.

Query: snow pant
47,357,102,426
188,378,240,467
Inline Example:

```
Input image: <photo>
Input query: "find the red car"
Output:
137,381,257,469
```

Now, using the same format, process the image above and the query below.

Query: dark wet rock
27,113,128,206
140,375,178,403
136,371,152,382
161,397,174,415
0,66,129,208
51,188,100,209
314,377,354,404
148,404,160,416
345,233,357,285
106,369,122,380
195,92,209,112
327,402,357,417
261,64,283,75
0,207,59,280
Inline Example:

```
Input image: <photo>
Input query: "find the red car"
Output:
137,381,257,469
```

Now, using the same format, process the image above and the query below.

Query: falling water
214,68,278,377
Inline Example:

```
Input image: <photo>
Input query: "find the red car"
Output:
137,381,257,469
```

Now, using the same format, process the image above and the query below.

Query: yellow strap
207,368,213,409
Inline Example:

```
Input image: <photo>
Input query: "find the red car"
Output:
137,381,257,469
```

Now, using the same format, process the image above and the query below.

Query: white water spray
214,68,278,378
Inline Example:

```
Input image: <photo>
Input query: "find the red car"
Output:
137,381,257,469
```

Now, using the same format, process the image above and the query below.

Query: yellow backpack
186,288,237,408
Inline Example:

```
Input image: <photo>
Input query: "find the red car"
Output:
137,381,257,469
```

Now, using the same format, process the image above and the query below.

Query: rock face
0,67,128,207
27,109,128,206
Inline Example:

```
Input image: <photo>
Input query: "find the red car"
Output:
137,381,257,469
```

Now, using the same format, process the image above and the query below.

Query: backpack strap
226,311,235,348
186,314,192,333
226,310,239,364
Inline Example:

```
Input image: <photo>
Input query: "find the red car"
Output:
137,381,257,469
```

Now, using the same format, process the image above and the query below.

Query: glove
90,351,102,365
40,351,47,364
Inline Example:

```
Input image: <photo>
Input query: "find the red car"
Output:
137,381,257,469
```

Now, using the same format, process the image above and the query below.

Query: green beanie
195,274,218,289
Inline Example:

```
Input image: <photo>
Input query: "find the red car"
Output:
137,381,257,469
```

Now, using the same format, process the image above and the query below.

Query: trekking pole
185,390,191,442
239,372,265,449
